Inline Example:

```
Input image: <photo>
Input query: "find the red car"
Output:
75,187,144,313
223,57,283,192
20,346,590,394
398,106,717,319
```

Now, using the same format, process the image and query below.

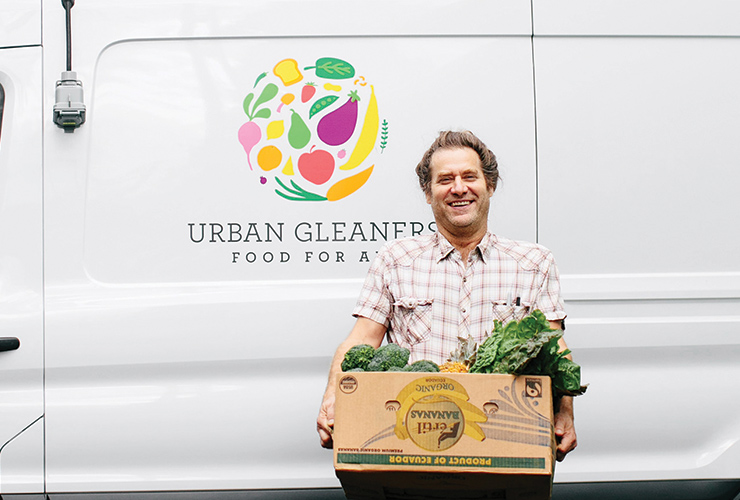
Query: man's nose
451,176,467,194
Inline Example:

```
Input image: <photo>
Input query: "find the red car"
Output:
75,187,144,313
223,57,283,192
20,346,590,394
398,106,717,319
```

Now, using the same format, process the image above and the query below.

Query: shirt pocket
393,297,434,345
491,300,532,326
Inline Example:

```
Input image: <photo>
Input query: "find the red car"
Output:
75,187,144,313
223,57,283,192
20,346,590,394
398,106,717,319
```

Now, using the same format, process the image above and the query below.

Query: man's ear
425,190,432,204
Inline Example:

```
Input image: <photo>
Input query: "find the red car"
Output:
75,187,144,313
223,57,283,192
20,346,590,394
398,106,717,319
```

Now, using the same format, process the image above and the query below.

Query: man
317,130,576,461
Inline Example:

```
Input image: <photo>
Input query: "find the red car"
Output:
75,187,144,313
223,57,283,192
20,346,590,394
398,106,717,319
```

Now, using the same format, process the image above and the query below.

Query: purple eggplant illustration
317,90,360,146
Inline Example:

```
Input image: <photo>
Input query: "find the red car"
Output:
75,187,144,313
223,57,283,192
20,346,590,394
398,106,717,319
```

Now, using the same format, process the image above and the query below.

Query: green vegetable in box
469,309,588,398
366,343,410,372
341,344,377,372
402,360,440,372
341,343,440,373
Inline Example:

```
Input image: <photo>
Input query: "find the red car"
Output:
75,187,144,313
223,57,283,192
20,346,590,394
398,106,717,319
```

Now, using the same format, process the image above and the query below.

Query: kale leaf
469,310,587,398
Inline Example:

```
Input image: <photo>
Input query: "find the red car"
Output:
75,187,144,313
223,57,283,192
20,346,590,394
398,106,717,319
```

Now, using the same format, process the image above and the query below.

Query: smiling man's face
426,147,494,242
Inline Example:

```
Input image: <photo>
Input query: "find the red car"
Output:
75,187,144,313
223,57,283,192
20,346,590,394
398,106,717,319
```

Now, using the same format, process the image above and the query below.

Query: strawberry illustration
301,82,317,103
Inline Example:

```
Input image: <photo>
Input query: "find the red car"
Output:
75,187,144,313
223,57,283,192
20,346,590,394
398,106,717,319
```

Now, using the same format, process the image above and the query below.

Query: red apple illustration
298,146,335,185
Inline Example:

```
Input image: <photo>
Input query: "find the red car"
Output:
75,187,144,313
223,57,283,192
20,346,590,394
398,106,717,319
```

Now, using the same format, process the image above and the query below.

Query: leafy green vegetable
274,178,327,202
242,93,254,116
553,357,585,396
380,119,389,152
242,82,278,120
304,58,356,79
252,83,278,114
253,108,271,120
253,72,267,88
469,310,587,398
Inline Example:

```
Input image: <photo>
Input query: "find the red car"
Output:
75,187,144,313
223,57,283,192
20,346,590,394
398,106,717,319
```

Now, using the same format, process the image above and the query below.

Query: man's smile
449,200,473,207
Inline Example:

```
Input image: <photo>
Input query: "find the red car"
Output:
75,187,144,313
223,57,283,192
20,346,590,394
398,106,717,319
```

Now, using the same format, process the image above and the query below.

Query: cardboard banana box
334,372,556,500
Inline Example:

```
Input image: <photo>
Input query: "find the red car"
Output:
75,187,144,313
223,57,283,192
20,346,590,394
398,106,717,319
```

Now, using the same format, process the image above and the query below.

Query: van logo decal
238,57,387,202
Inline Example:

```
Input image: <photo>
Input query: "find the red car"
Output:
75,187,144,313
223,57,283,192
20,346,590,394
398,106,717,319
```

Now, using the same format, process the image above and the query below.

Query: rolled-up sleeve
352,246,393,327
534,251,567,322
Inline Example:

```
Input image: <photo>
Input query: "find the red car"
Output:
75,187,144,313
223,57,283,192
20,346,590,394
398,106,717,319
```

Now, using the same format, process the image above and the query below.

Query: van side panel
0,2,41,48
0,46,44,494
20,0,739,495
533,0,740,36
42,1,538,493
534,32,740,482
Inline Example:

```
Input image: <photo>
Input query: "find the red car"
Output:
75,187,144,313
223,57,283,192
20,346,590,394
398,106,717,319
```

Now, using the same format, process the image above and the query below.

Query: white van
1,1,739,499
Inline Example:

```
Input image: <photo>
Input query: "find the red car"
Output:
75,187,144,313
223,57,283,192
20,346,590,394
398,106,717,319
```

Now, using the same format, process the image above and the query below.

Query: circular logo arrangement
238,57,388,202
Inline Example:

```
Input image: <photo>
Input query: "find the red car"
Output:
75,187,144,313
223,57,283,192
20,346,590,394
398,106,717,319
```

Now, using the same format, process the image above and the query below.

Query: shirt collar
433,232,455,262
434,231,495,264
477,232,495,264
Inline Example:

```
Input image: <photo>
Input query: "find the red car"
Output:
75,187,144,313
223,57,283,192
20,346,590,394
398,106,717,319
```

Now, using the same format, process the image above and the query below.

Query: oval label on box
393,377,488,451
406,395,465,451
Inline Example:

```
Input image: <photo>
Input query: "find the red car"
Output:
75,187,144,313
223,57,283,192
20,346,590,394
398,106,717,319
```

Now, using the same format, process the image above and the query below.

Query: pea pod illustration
304,57,355,79
288,109,311,149
309,95,339,119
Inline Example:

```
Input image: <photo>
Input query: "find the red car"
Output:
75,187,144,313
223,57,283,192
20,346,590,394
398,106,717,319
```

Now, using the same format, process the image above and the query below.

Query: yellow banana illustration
339,85,379,171
394,393,419,440
393,378,487,443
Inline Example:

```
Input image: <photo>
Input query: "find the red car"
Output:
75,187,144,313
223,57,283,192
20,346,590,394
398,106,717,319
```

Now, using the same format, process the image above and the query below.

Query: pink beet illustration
238,121,262,170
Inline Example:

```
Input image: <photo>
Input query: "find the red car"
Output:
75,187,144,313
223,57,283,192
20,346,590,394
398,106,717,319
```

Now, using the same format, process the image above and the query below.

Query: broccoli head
366,343,410,372
341,344,377,372
365,357,384,372
403,360,440,372
386,366,407,372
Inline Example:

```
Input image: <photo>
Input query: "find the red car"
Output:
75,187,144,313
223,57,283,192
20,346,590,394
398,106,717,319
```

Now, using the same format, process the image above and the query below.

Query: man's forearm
557,394,573,416
317,317,387,448
323,337,357,398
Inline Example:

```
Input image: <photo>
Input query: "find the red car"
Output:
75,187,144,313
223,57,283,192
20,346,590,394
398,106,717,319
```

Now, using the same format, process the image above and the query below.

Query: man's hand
316,317,386,449
548,319,577,461
317,391,335,449
554,396,576,461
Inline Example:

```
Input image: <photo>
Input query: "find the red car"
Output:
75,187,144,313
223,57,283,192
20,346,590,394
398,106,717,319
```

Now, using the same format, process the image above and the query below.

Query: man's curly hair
415,130,500,194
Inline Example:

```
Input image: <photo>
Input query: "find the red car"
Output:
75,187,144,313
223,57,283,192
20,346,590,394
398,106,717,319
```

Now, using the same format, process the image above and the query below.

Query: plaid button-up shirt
353,232,567,364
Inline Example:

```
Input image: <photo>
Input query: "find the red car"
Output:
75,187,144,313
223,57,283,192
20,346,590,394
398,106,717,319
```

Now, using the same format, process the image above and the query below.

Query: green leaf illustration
304,58,356,79
275,177,327,202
